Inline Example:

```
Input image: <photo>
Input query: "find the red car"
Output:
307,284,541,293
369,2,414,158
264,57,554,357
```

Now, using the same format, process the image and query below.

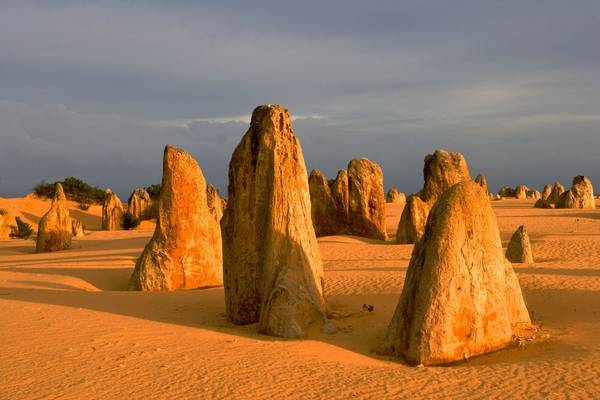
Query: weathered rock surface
526,190,541,200
506,225,534,263
206,183,225,272
127,188,151,220
556,176,595,209
386,188,406,204
396,149,471,244
475,173,488,194
396,195,430,244
330,170,350,222
309,169,347,236
71,219,84,237
515,185,528,200
36,183,72,253
547,181,565,205
129,145,222,291
419,150,471,205
102,189,124,230
382,181,530,365
348,158,387,240
222,104,327,338
541,184,552,201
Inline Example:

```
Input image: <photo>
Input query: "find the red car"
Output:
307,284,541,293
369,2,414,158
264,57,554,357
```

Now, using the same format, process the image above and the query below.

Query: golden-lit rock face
206,184,225,274
383,181,530,365
348,158,387,241
419,149,471,205
474,173,488,194
222,104,326,338
396,149,471,244
129,145,222,291
71,218,85,237
309,169,348,236
556,176,596,209
36,183,72,253
396,195,430,244
386,187,406,204
127,188,151,220
506,225,534,263
102,189,124,230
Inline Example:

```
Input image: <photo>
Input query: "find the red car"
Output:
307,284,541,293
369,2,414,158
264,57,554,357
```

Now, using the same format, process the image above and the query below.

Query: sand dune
1,198,600,398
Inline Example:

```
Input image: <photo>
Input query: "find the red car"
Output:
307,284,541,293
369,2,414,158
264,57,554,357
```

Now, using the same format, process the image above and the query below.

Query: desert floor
1,196,599,399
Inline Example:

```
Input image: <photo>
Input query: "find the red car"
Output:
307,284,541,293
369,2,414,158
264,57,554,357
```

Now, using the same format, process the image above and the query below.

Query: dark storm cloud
0,1,599,198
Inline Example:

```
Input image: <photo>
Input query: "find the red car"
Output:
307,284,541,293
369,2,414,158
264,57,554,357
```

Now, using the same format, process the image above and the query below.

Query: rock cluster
506,225,534,263
386,188,406,204
348,158,387,240
383,181,530,365
102,189,124,230
222,104,327,338
129,145,223,291
36,183,72,253
556,176,595,209
308,160,387,240
396,150,471,243
127,188,151,220
515,185,528,200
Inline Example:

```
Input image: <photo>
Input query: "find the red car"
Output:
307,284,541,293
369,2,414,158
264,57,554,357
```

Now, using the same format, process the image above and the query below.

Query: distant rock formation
206,184,225,272
506,225,534,263
526,190,541,200
127,188,151,221
348,158,387,240
101,189,124,230
36,183,72,253
547,181,565,204
419,150,471,205
498,186,516,198
330,170,350,223
396,149,471,243
396,195,430,244
386,188,406,204
129,145,222,291
541,184,552,201
309,169,347,236
71,219,84,238
475,173,488,194
222,104,327,338
382,181,530,365
556,176,596,209
515,185,528,200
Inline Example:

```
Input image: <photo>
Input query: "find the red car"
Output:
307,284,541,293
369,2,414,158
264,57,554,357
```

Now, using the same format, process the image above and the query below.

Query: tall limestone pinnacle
222,104,327,338
36,183,72,253
129,145,223,291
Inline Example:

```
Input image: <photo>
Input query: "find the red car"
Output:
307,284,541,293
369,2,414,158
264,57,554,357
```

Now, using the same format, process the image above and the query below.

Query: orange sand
1,196,599,399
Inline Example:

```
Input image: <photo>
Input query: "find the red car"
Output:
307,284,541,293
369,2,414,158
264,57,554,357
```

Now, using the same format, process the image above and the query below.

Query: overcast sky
1,0,599,199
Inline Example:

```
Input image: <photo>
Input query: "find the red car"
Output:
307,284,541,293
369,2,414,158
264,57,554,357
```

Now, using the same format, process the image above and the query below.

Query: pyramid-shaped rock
347,158,387,240
383,181,530,365
102,189,124,230
506,225,534,263
36,183,72,253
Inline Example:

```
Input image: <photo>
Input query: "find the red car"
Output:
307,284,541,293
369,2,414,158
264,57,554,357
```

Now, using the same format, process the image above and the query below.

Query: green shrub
12,217,33,239
34,177,106,205
78,201,92,211
145,183,161,199
122,212,140,231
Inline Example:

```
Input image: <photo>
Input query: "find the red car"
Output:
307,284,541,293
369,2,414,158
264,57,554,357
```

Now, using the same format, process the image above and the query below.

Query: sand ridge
1,198,600,398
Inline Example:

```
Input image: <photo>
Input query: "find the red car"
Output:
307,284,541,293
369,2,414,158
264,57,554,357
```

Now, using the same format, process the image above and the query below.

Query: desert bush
145,183,161,199
77,201,92,211
34,177,106,205
122,212,140,231
0,208,7,216
12,217,33,239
